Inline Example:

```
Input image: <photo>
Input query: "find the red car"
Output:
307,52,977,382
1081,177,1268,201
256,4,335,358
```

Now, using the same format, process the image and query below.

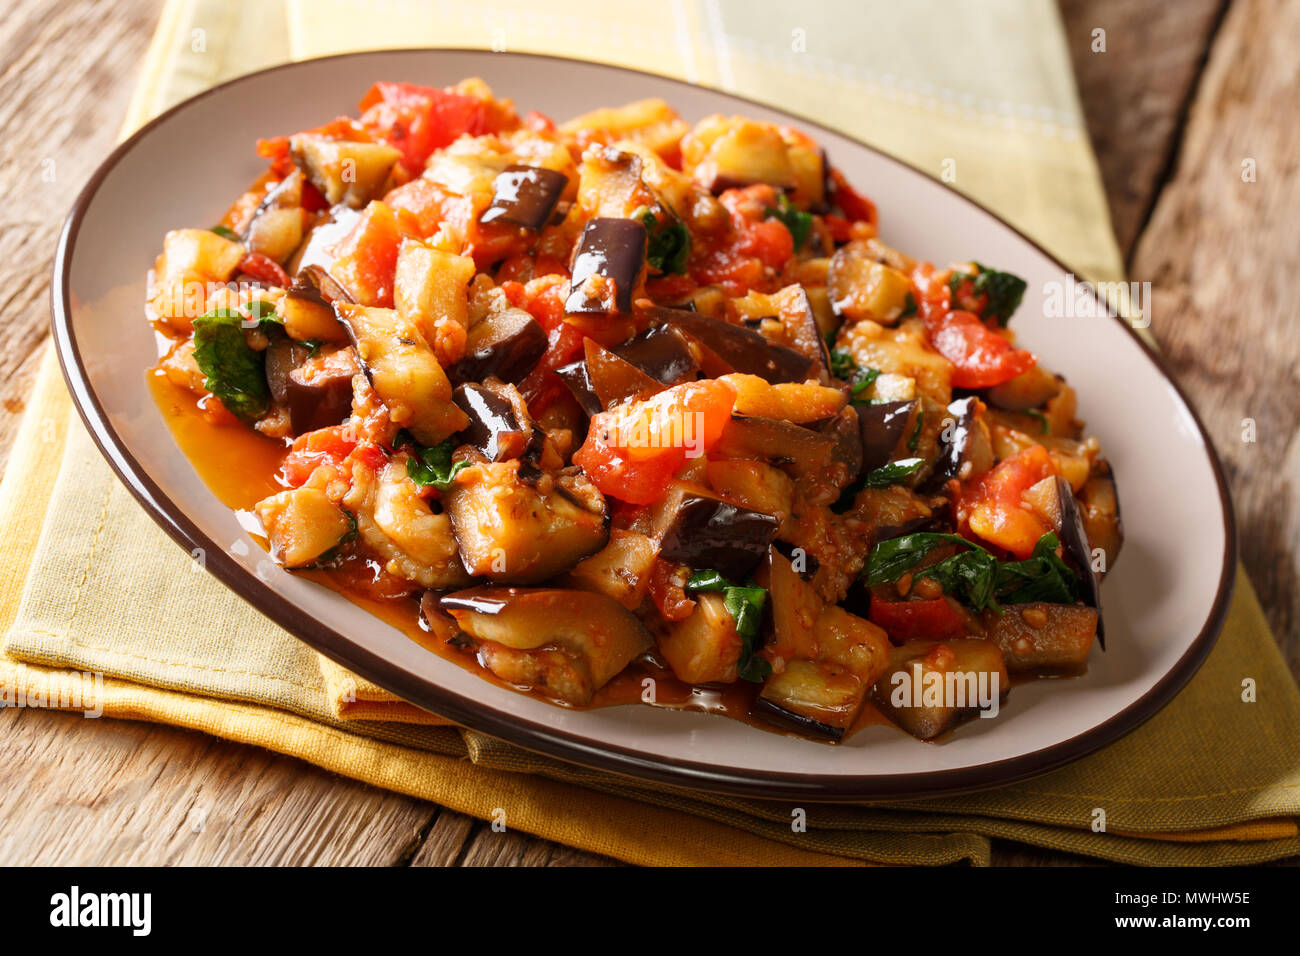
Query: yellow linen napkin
4,0,1299,866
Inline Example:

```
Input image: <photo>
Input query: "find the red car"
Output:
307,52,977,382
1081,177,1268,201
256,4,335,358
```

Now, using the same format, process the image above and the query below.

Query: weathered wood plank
1058,0,1227,260
1128,0,1300,666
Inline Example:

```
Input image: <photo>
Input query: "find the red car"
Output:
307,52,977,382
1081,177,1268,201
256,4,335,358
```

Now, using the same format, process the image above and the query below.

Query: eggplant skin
480,165,569,231
565,218,647,315
451,383,532,462
614,326,700,386
651,307,814,384
921,395,977,492
1053,475,1105,648
446,308,547,386
856,400,916,474
658,495,780,582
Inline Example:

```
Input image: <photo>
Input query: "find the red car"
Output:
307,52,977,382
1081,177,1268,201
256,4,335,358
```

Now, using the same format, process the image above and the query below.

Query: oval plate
52,50,1234,800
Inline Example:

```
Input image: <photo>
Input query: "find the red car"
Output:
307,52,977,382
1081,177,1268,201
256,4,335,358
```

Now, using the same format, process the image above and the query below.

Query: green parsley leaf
900,292,918,318
864,532,986,587
829,348,881,398
763,194,813,250
638,208,691,274
907,409,924,451
995,532,1079,605
915,548,1002,613
1024,409,1051,435
247,299,281,327
192,308,269,421
949,263,1028,326
210,225,240,241
685,570,771,683
405,437,471,491
861,456,924,489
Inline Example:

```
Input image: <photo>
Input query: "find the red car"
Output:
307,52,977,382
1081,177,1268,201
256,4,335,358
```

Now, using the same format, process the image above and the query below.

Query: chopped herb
900,292,917,318
211,225,240,241
949,263,1028,326
637,207,691,274
907,409,924,451
191,308,269,421
405,437,472,491
312,509,359,565
763,193,813,250
864,530,1081,613
829,348,881,398
1025,409,1051,435
302,338,325,357
685,569,771,682
861,456,924,489
246,299,282,330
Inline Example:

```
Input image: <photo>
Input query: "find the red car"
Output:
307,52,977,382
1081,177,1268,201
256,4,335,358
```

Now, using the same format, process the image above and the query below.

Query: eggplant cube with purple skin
565,217,647,315
480,165,569,231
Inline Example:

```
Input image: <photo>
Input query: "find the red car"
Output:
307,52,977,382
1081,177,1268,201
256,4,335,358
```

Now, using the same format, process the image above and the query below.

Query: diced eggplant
480,165,569,230
921,395,977,492
857,400,917,473
265,336,312,407
446,306,547,386
754,659,864,740
418,590,468,646
565,217,647,315
819,406,864,484
753,596,891,741
440,586,653,705
1054,475,1105,647
335,303,468,445
452,383,533,462
729,285,831,382
648,305,814,384
394,243,475,336
705,459,795,530
244,171,305,264
713,416,835,479
284,347,357,434
657,592,743,684
1078,461,1123,576
563,529,658,609
986,365,1062,411
554,358,603,416
613,325,699,386
871,639,1009,741
288,205,363,276
254,487,353,568
282,264,353,343
828,240,914,323
984,603,1098,674
445,462,609,583
584,338,663,409
289,134,402,208
657,494,780,581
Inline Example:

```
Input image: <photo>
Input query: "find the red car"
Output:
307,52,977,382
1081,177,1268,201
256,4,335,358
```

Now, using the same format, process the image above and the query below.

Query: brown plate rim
49,48,1237,801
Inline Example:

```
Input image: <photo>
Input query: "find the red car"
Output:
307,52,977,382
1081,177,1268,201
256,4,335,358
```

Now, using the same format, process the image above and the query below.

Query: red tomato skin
357,81,483,172
238,252,290,288
924,309,1036,389
280,426,358,487
962,444,1057,558
573,381,737,504
869,595,967,643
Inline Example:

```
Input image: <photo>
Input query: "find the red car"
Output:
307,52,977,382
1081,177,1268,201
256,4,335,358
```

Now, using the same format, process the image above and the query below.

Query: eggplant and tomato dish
147,79,1122,743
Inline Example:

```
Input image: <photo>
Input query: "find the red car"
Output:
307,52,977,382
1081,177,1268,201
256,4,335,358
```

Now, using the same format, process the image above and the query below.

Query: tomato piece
648,558,696,622
280,426,358,487
923,309,1036,389
829,168,877,225
238,252,290,288
328,201,405,307
962,444,1057,558
358,81,485,172
869,595,967,643
523,109,557,133
573,380,737,504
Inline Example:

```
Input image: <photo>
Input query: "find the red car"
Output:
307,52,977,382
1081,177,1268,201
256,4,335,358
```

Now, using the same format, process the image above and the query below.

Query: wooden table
1,0,1295,866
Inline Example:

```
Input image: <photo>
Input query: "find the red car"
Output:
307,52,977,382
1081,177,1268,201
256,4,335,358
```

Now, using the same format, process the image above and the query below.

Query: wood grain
1129,0,1300,666
1058,0,1228,260
0,0,1293,868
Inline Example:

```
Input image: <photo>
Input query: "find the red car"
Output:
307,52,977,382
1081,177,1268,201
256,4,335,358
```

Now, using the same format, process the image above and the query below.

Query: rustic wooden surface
0,0,1296,867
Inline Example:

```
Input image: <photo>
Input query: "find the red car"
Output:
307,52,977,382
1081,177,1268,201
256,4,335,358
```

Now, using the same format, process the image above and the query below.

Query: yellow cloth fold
3,0,1299,866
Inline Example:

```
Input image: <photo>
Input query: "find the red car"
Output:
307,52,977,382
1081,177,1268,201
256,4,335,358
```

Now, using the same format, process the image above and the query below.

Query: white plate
53,50,1234,799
